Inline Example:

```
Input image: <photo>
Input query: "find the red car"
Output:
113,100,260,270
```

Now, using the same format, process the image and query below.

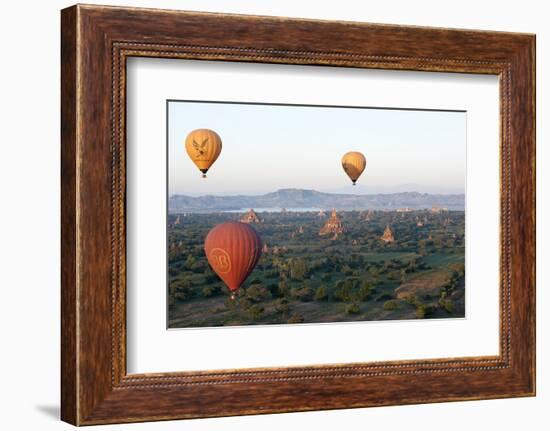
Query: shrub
202,286,215,298
357,281,372,301
170,279,194,301
415,304,426,318
314,286,328,301
333,278,355,302
342,265,354,276
368,266,380,278
383,300,398,311
291,286,314,302
246,284,269,302
387,271,399,280
287,314,305,324
289,258,308,281
238,297,252,310
406,295,422,307
183,254,196,270
278,280,290,298
274,298,289,315
440,299,454,313
248,304,264,320
346,303,360,314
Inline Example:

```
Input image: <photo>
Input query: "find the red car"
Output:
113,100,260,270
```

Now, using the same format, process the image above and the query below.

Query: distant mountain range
169,189,464,213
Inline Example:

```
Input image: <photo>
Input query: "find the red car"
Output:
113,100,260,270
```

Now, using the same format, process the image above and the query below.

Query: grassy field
167,209,465,328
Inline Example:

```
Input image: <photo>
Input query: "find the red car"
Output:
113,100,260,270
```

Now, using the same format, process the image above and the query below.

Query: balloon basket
202,173,207,178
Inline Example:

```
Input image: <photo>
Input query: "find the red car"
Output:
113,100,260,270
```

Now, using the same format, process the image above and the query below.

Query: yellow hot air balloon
341,151,367,185
185,129,222,178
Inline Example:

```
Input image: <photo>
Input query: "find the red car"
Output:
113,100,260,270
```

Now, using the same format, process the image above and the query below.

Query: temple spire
240,208,260,223
319,209,345,238
381,225,395,243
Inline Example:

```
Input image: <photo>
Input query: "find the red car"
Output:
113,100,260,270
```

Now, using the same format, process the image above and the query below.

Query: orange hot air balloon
204,221,263,299
341,151,367,185
184,129,222,178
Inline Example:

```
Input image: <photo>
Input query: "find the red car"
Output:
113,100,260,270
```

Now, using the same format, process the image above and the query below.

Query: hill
169,188,464,213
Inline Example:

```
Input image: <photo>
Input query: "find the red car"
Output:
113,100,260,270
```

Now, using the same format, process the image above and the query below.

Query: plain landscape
167,190,465,328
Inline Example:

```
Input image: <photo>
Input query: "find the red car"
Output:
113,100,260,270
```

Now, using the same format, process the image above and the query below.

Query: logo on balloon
192,138,209,158
209,248,232,274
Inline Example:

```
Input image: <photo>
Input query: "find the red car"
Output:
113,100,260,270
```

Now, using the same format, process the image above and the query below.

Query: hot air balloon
341,151,367,185
204,221,262,299
184,129,222,178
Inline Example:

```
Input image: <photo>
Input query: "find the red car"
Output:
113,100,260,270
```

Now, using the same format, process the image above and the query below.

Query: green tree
415,305,426,318
246,284,269,302
170,279,194,301
274,298,290,316
333,279,354,302
383,300,398,311
291,286,314,302
400,268,407,283
238,297,252,310
368,266,380,279
289,258,308,281
277,280,290,298
357,280,372,301
202,286,215,298
439,298,454,313
345,303,360,314
315,286,328,301
183,254,196,270
248,304,264,320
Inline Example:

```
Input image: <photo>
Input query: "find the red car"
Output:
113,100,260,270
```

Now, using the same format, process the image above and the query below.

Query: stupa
380,225,395,243
240,208,260,223
431,205,449,214
319,209,345,236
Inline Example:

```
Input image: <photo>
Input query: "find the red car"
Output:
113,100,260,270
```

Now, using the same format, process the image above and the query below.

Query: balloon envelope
204,221,263,293
184,129,222,177
341,151,367,185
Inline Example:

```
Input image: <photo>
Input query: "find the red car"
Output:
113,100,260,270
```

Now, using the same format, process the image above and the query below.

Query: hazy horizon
168,101,466,196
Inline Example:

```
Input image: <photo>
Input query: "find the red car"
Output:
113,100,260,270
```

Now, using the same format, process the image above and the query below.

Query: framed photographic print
61,4,535,425
165,100,467,329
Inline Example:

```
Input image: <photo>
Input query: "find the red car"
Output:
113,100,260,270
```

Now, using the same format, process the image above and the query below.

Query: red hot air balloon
204,221,263,299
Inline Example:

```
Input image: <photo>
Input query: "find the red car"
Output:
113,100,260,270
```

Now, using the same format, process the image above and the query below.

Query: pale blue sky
168,101,465,196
